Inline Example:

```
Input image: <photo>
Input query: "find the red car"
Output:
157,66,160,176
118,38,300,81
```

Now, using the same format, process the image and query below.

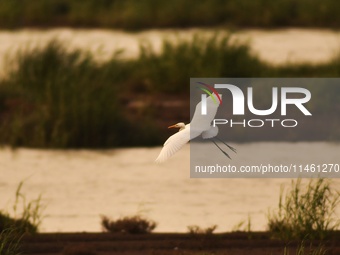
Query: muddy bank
21,232,340,255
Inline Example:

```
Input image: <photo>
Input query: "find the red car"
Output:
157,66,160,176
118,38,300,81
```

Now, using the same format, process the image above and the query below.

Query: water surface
1,143,339,233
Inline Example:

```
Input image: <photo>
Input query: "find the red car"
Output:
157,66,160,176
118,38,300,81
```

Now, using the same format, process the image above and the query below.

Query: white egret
155,94,236,163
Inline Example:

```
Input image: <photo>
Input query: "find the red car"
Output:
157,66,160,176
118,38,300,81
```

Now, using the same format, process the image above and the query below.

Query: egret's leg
216,137,237,153
211,139,231,159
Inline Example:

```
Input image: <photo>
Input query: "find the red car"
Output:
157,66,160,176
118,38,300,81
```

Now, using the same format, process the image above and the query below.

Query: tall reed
268,179,340,240
1,41,135,148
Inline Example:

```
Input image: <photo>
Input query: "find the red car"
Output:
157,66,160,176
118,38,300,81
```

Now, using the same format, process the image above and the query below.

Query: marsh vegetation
1,36,340,148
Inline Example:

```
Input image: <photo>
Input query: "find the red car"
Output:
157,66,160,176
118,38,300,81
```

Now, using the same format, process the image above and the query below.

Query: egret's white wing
190,95,220,135
155,125,202,163
155,95,220,163
156,128,190,163
155,127,190,163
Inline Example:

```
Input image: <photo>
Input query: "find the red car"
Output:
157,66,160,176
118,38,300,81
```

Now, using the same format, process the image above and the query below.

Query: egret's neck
180,124,189,131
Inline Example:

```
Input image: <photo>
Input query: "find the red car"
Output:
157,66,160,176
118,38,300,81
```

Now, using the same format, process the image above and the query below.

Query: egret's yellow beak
168,124,177,129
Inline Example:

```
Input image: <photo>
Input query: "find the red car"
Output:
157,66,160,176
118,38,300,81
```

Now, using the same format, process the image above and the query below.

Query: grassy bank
1,0,340,30
0,35,340,148
0,41,162,148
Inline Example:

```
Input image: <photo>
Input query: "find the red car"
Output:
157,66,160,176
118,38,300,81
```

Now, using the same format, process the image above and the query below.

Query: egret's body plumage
156,95,235,163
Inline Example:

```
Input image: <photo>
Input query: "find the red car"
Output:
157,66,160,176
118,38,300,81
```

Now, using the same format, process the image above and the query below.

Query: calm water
1,143,339,233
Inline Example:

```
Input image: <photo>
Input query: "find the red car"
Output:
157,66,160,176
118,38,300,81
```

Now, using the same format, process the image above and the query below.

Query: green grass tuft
0,181,44,235
283,240,327,255
187,225,217,235
0,41,162,148
268,178,340,240
133,34,268,94
101,215,157,234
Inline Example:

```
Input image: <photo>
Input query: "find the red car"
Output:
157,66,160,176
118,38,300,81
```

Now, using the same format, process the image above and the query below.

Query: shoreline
21,231,340,255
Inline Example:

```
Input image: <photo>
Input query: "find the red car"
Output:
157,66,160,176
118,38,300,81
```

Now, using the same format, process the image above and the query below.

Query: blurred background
0,0,340,233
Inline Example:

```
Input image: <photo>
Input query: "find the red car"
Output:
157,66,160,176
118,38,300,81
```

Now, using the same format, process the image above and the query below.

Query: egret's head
168,122,186,130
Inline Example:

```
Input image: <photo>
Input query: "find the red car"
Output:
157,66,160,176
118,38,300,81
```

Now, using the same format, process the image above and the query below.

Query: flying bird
155,94,236,163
